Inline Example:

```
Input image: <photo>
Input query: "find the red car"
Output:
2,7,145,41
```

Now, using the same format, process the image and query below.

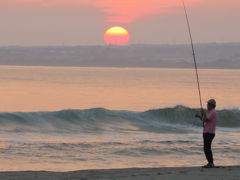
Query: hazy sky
0,0,240,46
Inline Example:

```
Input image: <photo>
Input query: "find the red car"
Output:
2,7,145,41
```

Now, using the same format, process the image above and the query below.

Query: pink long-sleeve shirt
203,109,217,134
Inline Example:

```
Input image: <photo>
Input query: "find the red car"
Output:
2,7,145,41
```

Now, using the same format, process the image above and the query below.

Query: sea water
0,66,239,171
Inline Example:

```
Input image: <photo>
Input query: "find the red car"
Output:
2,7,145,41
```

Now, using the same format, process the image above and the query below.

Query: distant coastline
0,43,240,69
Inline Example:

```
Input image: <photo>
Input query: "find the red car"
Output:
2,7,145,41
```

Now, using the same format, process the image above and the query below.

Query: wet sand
0,166,239,180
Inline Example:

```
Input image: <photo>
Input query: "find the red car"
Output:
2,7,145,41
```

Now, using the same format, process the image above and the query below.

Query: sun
104,26,130,46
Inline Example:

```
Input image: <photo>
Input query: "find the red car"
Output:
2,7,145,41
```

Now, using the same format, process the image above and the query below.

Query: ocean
0,66,239,171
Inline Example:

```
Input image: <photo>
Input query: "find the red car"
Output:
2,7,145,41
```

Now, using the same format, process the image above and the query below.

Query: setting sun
104,26,130,46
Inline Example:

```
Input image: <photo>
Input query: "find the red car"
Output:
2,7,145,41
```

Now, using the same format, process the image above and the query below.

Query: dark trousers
203,133,215,164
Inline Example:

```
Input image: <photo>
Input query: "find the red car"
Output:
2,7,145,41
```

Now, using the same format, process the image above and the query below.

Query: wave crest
0,106,239,133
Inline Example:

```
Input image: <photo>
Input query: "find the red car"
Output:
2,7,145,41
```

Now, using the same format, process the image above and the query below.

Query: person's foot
202,163,215,168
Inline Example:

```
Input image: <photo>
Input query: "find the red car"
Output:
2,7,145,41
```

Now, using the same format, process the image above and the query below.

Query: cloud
0,0,199,23
98,0,200,23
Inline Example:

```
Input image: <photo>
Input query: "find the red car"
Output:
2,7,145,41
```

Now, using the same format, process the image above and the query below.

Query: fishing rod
181,0,204,114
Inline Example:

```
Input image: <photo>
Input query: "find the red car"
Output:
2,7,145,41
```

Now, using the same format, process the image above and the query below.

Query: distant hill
0,43,239,69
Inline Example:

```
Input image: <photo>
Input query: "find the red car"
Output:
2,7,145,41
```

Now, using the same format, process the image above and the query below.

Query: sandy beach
0,166,239,180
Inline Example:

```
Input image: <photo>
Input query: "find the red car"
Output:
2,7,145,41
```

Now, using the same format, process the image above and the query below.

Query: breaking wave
0,106,239,134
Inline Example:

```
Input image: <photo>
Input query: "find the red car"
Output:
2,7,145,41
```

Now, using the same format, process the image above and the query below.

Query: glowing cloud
97,0,199,23
0,0,200,23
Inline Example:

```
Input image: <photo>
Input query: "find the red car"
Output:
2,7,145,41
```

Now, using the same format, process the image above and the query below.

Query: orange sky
0,0,240,45
97,0,199,23
1,0,239,24
1,0,199,23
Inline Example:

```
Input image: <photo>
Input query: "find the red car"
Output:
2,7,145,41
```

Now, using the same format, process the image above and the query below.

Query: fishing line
181,0,203,111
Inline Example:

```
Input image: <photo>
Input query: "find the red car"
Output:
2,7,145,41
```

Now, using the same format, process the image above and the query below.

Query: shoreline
0,166,239,180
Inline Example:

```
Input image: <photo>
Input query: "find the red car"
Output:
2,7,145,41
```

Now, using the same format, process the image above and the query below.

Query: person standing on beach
196,99,217,168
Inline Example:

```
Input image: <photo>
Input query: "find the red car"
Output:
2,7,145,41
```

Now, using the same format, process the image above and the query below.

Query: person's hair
208,103,216,109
